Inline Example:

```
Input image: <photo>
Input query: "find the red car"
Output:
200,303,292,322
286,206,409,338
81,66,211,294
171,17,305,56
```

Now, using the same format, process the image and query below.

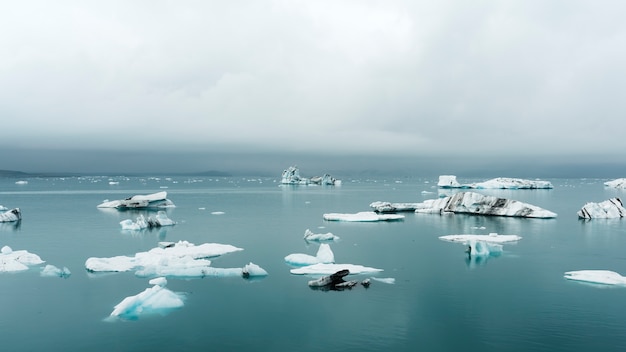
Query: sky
1,1,625,177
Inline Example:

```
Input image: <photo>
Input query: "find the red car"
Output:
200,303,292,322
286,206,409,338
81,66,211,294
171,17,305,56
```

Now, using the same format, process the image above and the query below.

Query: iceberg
564,270,626,286
439,232,522,243
465,240,503,257
120,211,176,230
109,277,185,320
302,229,340,242
41,264,71,278
97,191,175,209
369,201,421,213
414,192,557,218
323,211,404,222
281,165,341,186
437,175,553,189
604,178,626,189
0,205,7,211
285,243,334,266
290,263,383,275
0,245,45,272
577,198,625,219
0,208,21,222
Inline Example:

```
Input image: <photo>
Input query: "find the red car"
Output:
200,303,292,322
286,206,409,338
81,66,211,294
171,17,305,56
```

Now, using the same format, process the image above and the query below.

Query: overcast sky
1,1,625,176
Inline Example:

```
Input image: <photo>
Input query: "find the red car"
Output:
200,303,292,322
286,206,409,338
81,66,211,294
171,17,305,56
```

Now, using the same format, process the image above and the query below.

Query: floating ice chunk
242,262,268,278
41,265,71,278
438,175,463,188
290,263,383,275
369,201,421,213
120,211,176,230
437,175,553,189
0,208,21,222
109,278,185,320
97,191,175,209
371,277,395,284
466,240,503,257
0,205,7,211
303,229,339,242
414,192,557,218
285,243,334,266
604,178,626,189
323,211,404,222
0,246,45,272
564,270,626,286
439,232,522,244
211,211,225,215
15,180,28,185
577,198,625,219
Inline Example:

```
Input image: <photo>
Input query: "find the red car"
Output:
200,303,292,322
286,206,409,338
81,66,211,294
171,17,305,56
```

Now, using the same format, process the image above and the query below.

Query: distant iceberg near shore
281,165,341,186
0,208,21,222
97,191,175,209
604,178,626,189
437,175,553,189
577,198,625,219
412,191,557,218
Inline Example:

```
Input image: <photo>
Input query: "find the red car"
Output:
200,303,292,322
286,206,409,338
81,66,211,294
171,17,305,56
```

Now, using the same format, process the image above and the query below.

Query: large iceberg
97,191,175,209
0,245,45,272
437,175,553,189
109,277,185,320
604,178,626,189
564,270,626,286
323,211,404,222
285,243,334,266
414,191,557,218
120,211,176,230
0,208,21,222
439,232,522,243
281,165,341,186
577,198,625,219
290,263,383,275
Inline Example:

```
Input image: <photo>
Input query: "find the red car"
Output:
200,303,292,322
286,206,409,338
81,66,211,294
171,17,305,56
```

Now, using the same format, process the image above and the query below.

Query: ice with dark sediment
577,198,625,219
302,229,340,242
97,191,175,209
604,178,626,189
120,211,176,230
0,208,21,222
281,165,341,186
437,175,553,189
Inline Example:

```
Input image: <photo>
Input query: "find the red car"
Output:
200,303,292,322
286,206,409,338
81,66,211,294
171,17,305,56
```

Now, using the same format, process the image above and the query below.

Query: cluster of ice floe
577,198,625,219
437,175,553,189
0,208,21,222
0,245,71,278
281,165,341,186
85,240,267,279
604,178,626,189
120,211,176,230
97,191,175,209
323,211,404,222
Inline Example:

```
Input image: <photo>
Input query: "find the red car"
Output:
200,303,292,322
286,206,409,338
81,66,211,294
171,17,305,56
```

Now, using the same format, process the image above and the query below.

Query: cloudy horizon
1,1,625,177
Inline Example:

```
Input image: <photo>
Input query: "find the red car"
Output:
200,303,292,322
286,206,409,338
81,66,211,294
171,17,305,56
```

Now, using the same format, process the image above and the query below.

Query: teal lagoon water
1,176,625,351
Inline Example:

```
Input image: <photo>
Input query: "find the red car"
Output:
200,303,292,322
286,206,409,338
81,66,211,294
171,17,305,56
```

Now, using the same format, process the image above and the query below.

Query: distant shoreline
0,170,234,178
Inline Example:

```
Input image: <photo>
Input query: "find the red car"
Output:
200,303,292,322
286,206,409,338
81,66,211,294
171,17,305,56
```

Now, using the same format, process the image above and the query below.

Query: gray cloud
1,1,625,173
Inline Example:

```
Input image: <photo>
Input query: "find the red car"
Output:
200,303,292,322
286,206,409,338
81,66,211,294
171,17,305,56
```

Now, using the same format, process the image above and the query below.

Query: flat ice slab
604,178,626,189
290,263,383,275
303,229,339,242
564,270,626,285
97,191,175,209
437,175,553,189
577,198,625,219
439,233,522,244
323,211,404,222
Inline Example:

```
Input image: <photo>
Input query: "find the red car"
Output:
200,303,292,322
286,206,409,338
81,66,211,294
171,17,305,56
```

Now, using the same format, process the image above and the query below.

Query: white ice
303,229,340,242
0,208,21,222
577,198,625,219
285,243,334,266
0,205,7,211
439,232,522,244
466,240,503,257
437,175,553,189
109,277,185,320
604,178,626,189
41,264,71,278
323,211,404,222
371,277,395,284
281,165,341,186
369,201,421,213
290,263,383,275
564,270,626,286
0,245,45,272
120,211,176,230
97,191,175,209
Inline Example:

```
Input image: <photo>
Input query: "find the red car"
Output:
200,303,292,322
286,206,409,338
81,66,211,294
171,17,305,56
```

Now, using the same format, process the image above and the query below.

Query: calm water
1,175,625,351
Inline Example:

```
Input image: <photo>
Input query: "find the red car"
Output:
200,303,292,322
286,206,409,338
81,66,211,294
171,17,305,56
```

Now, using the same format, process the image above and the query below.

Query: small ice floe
120,211,176,231
369,201,421,213
323,211,404,222
0,245,45,272
302,229,339,242
0,208,21,222
211,211,225,215
437,175,553,189
108,181,119,185
108,277,186,321
371,277,395,284
97,191,175,209
439,232,522,244
564,270,626,286
414,192,557,218
40,264,71,278
604,178,626,189
290,263,383,275
15,180,28,185
285,243,334,266
577,198,625,219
